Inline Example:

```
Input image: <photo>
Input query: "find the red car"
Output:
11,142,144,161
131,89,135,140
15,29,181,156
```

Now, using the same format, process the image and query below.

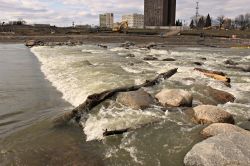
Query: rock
155,89,193,107
143,56,158,61
193,62,203,66
192,85,235,105
193,105,235,124
25,40,44,47
184,132,250,166
121,41,135,48
241,65,250,72
201,123,249,138
74,60,93,67
116,89,154,110
224,59,238,65
97,44,108,49
200,57,207,61
162,58,176,61
126,54,135,58
146,42,157,49
239,121,250,131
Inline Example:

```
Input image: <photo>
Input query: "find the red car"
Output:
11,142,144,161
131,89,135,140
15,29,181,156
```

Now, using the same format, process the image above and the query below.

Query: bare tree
235,13,250,30
217,15,225,29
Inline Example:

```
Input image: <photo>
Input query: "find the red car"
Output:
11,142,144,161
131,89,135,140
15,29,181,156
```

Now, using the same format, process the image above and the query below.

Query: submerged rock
126,53,135,58
184,132,250,166
143,56,158,61
74,60,93,67
201,123,249,138
200,57,207,61
193,62,203,66
155,89,193,107
193,85,235,105
116,89,154,110
193,105,235,124
224,59,238,66
146,42,157,49
121,41,135,48
97,44,108,49
241,65,250,72
162,58,176,61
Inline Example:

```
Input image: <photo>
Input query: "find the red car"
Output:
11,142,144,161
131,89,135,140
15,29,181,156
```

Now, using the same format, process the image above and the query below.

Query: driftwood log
103,128,130,136
194,68,231,87
54,68,178,126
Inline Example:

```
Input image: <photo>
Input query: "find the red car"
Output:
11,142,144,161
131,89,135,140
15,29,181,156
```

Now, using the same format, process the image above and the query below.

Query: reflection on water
0,44,249,165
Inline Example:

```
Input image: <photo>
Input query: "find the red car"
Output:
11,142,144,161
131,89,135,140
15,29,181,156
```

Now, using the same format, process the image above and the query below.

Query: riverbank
1,34,250,48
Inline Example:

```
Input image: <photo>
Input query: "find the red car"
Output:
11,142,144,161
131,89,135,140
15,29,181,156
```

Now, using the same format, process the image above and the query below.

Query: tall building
99,13,114,28
122,13,144,28
144,0,176,26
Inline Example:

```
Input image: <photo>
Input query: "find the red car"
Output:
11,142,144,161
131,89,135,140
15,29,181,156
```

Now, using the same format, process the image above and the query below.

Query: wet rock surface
143,56,158,61
116,89,154,110
155,89,193,107
193,105,235,124
184,132,250,166
192,85,235,105
201,123,249,138
224,59,239,66
162,58,176,61
193,62,203,66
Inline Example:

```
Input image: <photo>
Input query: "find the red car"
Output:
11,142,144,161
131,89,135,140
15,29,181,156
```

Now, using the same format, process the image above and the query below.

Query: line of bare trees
190,13,250,30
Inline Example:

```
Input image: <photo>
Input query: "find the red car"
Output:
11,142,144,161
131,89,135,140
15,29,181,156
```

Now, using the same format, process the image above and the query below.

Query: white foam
83,106,165,141
81,49,102,54
150,49,169,55
110,47,127,52
121,66,142,74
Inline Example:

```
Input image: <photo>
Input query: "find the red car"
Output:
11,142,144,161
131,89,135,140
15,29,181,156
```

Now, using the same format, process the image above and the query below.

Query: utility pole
195,1,199,25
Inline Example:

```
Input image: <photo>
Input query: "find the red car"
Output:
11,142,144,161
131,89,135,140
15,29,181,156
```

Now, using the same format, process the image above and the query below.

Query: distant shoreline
1,34,250,48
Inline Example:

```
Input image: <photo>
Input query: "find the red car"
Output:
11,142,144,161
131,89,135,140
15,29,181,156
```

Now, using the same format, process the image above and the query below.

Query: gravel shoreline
1,34,250,48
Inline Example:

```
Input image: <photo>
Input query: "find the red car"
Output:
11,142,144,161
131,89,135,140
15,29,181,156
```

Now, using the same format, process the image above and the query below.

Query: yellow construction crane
112,21,128,33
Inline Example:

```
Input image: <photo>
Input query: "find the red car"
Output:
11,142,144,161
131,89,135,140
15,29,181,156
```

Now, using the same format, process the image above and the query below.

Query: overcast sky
0,0,249,26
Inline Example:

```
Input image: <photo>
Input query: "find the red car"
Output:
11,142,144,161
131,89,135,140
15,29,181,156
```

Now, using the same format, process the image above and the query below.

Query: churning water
0,44,249,165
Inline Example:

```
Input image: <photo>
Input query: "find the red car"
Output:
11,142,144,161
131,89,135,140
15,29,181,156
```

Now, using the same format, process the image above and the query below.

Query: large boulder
116,89,154,110
193,85,235,105
193,105,235,124
155,89,193,107
201,123,249,138
184,132,250,166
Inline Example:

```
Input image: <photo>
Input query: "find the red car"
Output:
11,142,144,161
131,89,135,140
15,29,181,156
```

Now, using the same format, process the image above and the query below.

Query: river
0,44,249,165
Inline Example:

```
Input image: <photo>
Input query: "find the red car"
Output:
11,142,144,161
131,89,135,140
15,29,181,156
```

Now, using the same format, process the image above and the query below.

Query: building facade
122,14,144,28
99,13,114,28
144,0,176,26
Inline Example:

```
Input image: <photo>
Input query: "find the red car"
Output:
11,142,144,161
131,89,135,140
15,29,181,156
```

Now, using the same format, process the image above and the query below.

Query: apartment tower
144,0,176,26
